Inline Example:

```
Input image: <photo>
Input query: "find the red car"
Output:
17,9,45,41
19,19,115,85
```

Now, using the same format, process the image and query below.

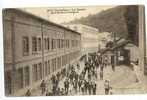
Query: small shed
124,43,139,63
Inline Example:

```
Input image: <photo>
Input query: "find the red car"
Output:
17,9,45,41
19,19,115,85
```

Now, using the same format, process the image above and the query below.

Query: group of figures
25,53,114,96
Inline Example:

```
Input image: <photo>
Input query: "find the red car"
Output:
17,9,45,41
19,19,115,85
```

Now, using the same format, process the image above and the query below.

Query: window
24,66,30,87
54,39,56,49
65,40,67,48
51,39,56,50
75,40,77,47
57,39,60,48
68,40,70,48
38,63,42,80
48,60,50,74
65,55,68,64
61,39,64,48
23,36,29,56
51,39,53,49
60,39,62,48
74,40,76,47
72,40,74,47
16,68,23,90
32,37,37,53
57,57,61,69
47,38,50,50
44,38,48,50
67,54,70,63
45,39,48,50
66,40,70,48
64,40,66,48
38,38,41,51
62,55,66,66
45,61,48,76
32,64,38,82
52,58,56,72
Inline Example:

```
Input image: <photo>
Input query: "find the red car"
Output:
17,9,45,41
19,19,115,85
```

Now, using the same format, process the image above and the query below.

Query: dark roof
112,40,130,50
3,8,81,35
100,40,131,54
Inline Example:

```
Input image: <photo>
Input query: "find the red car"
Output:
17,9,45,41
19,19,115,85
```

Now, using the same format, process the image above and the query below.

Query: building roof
100,39,131,54
112,40,130,50
3,8,81,35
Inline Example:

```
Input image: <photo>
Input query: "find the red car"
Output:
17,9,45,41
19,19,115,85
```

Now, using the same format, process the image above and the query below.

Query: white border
0,0,147,100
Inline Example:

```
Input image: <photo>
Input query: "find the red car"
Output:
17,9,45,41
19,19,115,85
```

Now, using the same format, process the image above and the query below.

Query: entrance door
124,49,130,65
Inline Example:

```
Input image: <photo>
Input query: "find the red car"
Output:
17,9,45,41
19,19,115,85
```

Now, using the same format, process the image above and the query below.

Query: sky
21,5,116,24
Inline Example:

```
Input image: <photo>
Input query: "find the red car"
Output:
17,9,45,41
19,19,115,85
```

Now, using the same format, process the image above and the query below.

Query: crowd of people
25,53,114,96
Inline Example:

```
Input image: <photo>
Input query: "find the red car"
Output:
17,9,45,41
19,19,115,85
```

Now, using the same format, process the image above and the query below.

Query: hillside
69,5,139,45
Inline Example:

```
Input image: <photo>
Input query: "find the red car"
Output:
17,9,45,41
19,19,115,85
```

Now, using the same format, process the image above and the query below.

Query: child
104,80,110,95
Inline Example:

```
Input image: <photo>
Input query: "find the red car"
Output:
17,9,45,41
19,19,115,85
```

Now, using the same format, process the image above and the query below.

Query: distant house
124,43,139,63
114,41,139,66
102,39,139,66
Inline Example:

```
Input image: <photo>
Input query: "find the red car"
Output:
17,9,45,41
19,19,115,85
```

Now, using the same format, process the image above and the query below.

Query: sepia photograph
2,5,146,97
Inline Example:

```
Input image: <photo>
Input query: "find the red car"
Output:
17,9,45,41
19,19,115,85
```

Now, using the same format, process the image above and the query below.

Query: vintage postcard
2,5,146,96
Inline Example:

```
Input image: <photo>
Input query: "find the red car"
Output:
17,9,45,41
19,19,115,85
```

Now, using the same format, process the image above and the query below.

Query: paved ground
30,61,146,96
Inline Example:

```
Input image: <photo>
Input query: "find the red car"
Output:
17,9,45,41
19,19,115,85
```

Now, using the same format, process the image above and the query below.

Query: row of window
10,50,80,92
23,36,80,56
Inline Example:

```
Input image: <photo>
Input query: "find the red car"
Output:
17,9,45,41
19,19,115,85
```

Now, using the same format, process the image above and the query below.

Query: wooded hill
69,5,139,45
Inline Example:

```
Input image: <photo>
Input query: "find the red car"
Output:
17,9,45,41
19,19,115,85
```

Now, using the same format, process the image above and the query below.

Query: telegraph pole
113,32,117,68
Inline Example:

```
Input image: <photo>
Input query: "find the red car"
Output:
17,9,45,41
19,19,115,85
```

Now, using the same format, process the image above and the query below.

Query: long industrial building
3,9,81,96
62,24,112,61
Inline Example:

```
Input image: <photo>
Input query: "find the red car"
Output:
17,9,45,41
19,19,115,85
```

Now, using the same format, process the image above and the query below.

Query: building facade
62,24,99,58
3,9,81,96
63,24,113,61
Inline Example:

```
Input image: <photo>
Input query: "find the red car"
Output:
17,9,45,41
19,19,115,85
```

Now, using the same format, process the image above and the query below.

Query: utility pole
113,32,117,68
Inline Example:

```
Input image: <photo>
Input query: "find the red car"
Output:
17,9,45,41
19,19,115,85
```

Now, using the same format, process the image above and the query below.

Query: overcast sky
22,5,116,24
